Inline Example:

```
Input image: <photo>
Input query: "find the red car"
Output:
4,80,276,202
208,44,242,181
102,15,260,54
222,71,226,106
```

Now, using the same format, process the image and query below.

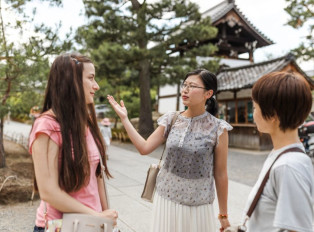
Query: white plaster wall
217,89,252,100
217,91,234,100
159,84,178,96
237,89,252,98
196,57,251,68
158,97,185,114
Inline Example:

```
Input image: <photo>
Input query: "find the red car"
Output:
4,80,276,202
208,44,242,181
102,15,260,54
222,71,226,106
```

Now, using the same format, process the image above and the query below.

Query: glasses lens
181,83,188,90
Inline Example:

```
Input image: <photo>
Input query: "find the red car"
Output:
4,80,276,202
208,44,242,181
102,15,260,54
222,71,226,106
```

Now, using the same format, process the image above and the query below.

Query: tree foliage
76,0,218,138
0,0,71,167
285,0,314,61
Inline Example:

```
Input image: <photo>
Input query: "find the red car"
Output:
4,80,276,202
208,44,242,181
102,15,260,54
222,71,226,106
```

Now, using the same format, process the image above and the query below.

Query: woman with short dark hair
245,71,314,231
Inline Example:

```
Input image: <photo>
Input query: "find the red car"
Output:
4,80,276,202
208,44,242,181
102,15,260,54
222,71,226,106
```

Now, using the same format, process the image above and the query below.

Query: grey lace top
156,111,232,206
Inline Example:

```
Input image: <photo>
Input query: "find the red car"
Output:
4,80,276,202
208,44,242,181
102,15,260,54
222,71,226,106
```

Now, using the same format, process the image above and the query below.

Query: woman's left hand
219,218,230,232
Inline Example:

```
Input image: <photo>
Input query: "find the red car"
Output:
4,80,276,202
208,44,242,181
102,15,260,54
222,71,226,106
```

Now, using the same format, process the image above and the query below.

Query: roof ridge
202,0,229,14
202,0,273,45
232,4,274,44
219,53,293,72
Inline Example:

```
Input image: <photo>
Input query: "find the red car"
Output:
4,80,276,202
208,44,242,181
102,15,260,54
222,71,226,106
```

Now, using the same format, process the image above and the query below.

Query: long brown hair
40,53,111,192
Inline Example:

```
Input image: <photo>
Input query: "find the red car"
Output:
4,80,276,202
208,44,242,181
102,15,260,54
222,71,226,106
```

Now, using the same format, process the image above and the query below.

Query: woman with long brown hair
29,53,118,232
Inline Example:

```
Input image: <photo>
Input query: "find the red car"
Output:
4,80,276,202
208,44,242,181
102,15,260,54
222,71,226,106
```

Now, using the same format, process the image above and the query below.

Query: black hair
183,69,218,115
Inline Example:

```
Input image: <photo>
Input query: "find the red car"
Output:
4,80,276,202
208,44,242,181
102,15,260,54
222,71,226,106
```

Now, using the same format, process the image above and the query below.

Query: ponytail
206,97,218,116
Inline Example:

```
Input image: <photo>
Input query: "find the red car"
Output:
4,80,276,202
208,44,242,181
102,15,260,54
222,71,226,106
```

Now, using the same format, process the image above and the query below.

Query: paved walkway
3,121,252,231
4,122,251,232
3,120,314,231
106,145,251,231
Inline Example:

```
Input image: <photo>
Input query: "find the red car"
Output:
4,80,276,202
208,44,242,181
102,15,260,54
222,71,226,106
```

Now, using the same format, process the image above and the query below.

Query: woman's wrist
120,117,129,124
218,213,228,220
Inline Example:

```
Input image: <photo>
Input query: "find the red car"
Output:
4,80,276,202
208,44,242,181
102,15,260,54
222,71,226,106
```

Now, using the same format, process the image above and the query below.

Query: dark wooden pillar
176,82,180,111
234,91,238,123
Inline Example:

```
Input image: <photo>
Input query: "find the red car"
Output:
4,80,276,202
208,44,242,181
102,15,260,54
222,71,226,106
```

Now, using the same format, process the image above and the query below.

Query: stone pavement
106,145,251,231
3,121,252,231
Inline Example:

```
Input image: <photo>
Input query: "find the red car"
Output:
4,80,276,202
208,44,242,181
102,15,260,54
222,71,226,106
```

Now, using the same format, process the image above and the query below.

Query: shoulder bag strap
99,152,110,209
158,111,180,167
42,152,110,232
245,147,304,219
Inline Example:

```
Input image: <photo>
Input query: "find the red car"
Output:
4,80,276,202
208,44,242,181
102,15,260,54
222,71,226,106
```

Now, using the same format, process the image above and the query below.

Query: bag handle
245,147,304,220
158,111,180,167
73,219,79,232
98,151,110,209
43,146,111,232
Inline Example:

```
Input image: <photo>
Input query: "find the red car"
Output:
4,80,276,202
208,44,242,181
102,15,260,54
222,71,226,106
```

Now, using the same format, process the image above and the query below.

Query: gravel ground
0,200,39,232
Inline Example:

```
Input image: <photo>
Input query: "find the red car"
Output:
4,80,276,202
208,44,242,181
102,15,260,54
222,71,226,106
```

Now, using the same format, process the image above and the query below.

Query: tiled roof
202,0,274,45
217,53,314,91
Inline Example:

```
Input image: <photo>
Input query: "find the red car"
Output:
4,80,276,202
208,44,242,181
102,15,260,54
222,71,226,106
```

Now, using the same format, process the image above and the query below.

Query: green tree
76,0,218,138
285,0,314,61
0,0,71,168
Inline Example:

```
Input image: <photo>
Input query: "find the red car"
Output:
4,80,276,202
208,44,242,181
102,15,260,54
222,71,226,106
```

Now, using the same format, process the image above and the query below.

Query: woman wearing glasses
108,69,232,232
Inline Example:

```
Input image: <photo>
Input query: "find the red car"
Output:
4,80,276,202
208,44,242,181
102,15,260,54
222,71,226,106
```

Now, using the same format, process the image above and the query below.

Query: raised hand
107,95,128,120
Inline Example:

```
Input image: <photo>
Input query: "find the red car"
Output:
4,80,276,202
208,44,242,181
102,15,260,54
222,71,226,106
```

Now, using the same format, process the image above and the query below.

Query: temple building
157,0,314,150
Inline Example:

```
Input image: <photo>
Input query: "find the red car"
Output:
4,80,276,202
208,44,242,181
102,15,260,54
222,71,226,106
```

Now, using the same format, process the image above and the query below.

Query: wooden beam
158,94,178,99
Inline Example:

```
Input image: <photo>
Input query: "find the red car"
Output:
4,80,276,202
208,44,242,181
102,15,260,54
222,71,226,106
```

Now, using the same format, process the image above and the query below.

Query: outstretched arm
214,129,230,230
107,95,165,155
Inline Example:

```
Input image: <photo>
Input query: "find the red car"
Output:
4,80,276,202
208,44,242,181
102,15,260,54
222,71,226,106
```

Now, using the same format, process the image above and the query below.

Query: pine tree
76,0,218,138
0,0,70,168
285,0,314,61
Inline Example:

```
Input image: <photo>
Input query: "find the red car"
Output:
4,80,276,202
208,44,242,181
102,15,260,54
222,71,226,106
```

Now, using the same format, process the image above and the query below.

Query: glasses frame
180,83,207,91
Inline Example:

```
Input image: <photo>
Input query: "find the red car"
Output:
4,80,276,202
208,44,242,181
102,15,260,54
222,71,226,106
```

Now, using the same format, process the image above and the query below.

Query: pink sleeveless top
29,115,102,227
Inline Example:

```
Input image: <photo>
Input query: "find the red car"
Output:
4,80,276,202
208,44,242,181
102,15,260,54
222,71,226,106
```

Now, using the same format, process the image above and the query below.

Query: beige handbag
44,150,115,232
141,163,161,202
61,213,113,232
224,147,304,232
141,112,179,202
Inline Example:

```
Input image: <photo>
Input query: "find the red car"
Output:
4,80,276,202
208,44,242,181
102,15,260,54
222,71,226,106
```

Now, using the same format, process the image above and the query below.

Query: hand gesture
98,209,118,226
107,95,128,120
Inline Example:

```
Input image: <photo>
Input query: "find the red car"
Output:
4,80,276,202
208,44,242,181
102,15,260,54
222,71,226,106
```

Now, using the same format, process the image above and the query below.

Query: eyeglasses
180,83,207,91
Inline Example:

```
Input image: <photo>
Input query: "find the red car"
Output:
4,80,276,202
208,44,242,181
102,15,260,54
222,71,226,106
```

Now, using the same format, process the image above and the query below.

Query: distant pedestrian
244,72,314,231
108,69,232,232
100,117,112,159
29,53,118,232
29,105,40,123
6,106,11,124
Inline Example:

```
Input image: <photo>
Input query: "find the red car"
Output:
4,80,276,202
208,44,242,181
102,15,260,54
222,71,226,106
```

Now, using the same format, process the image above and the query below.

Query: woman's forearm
120,118,165,155
215,173,228,214
40,186,100,217
121,117,147,154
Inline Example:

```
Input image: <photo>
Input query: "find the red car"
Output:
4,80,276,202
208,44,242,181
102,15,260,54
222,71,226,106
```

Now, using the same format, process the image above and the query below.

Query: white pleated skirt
150,192,216,232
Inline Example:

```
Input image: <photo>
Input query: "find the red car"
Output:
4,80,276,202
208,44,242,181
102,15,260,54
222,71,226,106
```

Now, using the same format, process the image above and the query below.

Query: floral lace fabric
156,111,232,206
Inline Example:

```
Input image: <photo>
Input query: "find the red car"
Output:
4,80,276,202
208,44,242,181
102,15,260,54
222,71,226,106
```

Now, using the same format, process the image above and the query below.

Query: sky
4,0,314,71
195,0,314,71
